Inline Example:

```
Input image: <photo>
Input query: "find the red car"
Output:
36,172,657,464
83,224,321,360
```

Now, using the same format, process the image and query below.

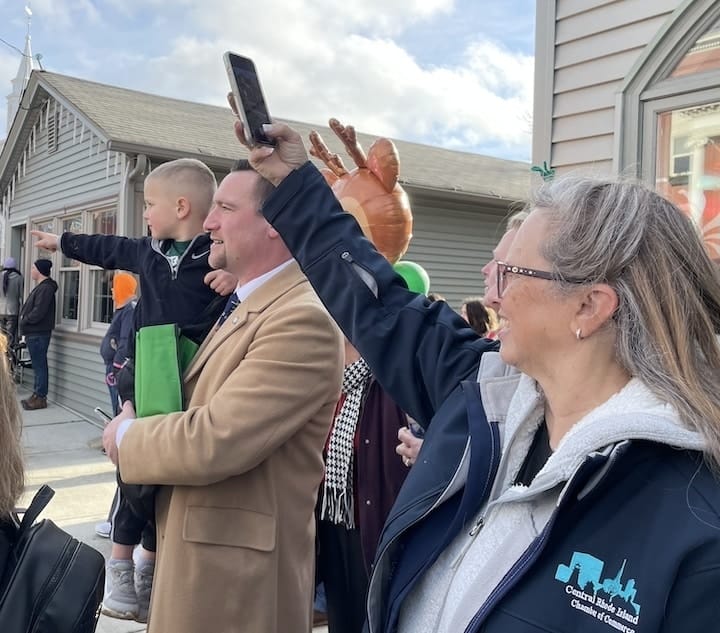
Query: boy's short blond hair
146,158,217,217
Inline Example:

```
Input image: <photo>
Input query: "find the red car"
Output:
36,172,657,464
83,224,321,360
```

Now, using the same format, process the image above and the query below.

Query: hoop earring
575,328,583,341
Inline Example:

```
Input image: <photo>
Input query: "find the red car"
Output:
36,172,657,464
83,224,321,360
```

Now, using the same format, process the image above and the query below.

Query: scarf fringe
320,484,356,529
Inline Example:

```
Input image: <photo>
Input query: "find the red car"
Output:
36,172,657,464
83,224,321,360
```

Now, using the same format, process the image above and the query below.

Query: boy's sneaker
134,559,155,623
102,559,138,620
94,521,111,538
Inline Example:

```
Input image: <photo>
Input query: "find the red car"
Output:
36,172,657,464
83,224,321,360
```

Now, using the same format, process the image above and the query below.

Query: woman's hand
396,426,424,467
231,111,308,186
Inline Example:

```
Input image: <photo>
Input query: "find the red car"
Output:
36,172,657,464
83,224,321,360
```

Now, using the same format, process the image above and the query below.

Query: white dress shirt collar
234,259,294,303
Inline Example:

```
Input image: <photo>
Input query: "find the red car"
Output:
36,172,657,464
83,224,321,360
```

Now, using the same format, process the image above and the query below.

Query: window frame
617,0,720,180
28,198,119,335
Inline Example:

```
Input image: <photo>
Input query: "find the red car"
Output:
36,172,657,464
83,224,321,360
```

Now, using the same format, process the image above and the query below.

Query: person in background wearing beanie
0,257,23,347
101,272,138,416
19,259,57,410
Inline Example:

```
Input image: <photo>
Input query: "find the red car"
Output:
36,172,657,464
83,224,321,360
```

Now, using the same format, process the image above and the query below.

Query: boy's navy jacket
260,162,720,633
60,233,226,353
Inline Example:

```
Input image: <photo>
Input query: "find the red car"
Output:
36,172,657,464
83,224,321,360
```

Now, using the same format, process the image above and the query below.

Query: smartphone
223,52,275,147
93,406,113,424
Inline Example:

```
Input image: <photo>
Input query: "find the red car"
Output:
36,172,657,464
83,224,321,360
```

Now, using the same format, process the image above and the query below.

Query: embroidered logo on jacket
554,552,641,632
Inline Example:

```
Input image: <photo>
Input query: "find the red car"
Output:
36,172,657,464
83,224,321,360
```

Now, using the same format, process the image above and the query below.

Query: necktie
217,293,240,327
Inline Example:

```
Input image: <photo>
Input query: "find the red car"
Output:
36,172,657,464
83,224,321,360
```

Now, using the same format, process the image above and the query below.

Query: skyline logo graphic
554,551,641,633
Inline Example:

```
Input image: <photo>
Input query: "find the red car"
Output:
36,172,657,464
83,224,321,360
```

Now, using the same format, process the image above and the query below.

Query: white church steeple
6,5,38,134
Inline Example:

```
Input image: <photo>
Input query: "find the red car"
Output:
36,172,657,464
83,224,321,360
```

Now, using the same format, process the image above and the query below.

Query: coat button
366,500,371,506
364,439,370,444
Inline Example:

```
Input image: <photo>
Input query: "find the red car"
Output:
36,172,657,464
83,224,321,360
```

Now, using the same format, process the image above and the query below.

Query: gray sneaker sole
101,603,138,620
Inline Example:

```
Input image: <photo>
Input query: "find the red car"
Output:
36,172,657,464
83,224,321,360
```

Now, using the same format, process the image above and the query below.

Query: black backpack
0,485,105,632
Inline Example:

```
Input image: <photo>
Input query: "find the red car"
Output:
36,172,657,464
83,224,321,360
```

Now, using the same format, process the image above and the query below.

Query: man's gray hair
506,210,529,232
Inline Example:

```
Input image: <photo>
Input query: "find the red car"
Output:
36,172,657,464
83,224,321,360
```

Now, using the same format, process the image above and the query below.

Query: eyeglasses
496,261,587,298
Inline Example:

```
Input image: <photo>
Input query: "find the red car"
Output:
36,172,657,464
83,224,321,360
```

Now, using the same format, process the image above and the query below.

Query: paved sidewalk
17,386,328,633
18,386,144,633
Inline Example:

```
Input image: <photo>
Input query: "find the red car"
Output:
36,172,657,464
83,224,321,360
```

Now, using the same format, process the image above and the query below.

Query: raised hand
229,91,309,187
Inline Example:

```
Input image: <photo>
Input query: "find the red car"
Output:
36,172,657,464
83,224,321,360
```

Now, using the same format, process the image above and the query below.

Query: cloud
1,0,534,159
26,0,102,29
117,1,533,158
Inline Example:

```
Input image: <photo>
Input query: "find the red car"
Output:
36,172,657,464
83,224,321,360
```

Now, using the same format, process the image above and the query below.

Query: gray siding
404,195,508,310
534,0,680,174
9,103,121,222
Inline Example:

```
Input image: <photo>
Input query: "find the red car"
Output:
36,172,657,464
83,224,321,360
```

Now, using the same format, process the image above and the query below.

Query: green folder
134,324,199,417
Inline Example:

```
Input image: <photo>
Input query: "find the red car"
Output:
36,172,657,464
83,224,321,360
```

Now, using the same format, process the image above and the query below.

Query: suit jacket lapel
184,262,306,382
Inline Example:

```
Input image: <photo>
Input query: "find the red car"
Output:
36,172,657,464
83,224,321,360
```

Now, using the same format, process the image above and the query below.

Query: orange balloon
309,119,413,264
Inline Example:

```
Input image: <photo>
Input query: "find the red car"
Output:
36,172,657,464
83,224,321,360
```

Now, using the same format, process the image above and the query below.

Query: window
89,208,117,324
30,204,120,331
33,220,54,260
92,269,114,324
656,105,720,259
670,18,720,78
59,216,82,321
619,0,720,261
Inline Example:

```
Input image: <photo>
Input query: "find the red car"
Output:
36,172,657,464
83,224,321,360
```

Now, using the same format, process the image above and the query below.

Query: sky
0,0,536,161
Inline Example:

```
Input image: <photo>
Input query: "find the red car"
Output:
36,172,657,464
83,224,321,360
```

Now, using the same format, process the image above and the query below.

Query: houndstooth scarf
321,357,371,528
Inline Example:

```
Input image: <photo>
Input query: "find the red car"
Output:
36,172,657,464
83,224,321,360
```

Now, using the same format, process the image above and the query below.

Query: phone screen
227,54,275,146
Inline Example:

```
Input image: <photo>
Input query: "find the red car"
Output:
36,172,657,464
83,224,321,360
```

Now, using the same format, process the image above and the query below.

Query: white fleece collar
488,372,706,502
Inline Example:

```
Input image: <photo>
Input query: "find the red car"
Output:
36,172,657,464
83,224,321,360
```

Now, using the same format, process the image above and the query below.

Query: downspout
120,154,147,237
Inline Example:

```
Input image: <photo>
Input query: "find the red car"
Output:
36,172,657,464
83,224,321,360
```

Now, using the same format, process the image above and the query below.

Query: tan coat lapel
184,262,306,382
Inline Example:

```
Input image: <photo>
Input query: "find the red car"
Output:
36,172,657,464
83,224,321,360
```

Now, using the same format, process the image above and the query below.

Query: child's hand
204,269,237,296
30,230,60,252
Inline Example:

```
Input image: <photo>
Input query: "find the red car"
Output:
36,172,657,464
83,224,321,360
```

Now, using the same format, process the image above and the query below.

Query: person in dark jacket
100,272,138,416
238,121,720,633
0,257,23,347
19,259,57,411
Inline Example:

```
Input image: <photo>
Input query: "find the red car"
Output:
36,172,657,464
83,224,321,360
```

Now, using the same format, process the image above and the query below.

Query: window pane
61,217,82,267
60,270,80,320
33,220,54,259
92,208,116,235
670,18,720,78
92,269,114,323
656,103,720,260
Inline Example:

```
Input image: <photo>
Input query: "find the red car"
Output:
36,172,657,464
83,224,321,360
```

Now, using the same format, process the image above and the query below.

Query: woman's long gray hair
0,336,23,516
531,176,720,470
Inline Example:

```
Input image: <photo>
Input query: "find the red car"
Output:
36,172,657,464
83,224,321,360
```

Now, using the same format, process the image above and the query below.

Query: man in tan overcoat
103,160,343,633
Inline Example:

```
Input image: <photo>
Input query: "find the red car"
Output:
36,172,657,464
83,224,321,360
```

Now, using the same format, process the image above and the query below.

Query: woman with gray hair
237,120,720,633
0,338,26,562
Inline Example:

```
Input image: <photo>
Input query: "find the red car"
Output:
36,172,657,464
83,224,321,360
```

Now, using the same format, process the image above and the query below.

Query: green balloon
393,260,430,294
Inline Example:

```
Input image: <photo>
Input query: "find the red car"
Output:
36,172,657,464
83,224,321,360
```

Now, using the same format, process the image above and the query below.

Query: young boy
32,158,236,623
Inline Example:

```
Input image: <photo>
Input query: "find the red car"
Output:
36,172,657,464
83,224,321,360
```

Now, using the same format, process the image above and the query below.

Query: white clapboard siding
404,197,510,310
10,107,121,220
535,0,680,175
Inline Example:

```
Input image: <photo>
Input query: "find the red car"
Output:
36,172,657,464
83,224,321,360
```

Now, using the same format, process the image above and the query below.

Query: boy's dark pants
110,488,156,552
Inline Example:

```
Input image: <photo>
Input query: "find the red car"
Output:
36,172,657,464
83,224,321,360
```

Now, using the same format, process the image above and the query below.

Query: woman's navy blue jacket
262,162,720,633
